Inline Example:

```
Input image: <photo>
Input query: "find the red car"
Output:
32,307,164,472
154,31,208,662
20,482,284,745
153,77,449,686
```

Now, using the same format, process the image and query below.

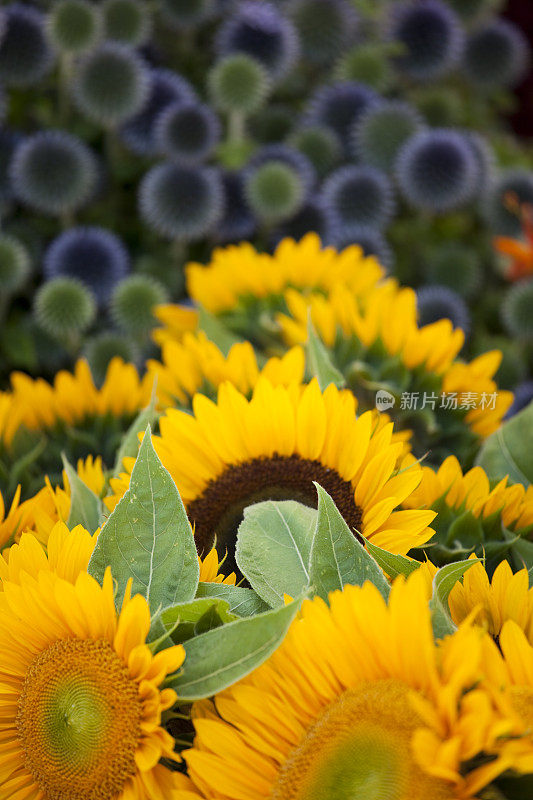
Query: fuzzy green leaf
430,559,479,638
476,400,533,487
307,318,346,390
62,455,103,533
198,307,241,356
196,583,271,617
362,537,421,579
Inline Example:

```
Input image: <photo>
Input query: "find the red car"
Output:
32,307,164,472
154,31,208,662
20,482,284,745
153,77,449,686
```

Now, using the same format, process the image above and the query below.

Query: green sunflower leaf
150,597,238,646
62,454,103,533
362,537,422,579
89,426,199,612
113,384,159,478
429,559,480,639
169,595,303,700
309,484,390,601
306,317,346,390
476,400,533,487
198,307,241,356
196,582,271,617
236,500,317,607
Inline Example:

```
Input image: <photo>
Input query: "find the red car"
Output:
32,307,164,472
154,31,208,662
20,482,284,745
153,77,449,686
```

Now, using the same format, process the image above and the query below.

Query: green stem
228,110,246,144
59,53,74,126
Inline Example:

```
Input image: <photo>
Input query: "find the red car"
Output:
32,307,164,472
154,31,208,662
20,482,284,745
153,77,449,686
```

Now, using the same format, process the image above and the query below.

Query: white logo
375,390,395,411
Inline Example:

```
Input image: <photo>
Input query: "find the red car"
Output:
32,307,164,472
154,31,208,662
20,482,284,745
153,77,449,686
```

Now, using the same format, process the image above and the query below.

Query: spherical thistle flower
388,0,464,81
353,100,424,173
121,67,196,155
288,124,341,179
248,103,294,144
396,128,479,213
139,162,224,241
159,0,215,30
333,226,394,270
247,143,315,195
154,100,221,164
216,0,299,80
0,567,187,800
34,276,96,339
245,160,305,224
506,381,533,419
214,170,256,243
417,284,470,336
84,331,139,384
323,165,395,234
334,44,393,91
446,0,502,22
501,280,533,340
483,169,533,237
412,86,464,127
271,197,336,248
103,0,152,45
74,42,149,127
10,130,97,217
463,130,494,197
43,226,130,306
462,18,530,90
209,53,270,115
47,0,102,54
0,233,30,292
289,0,358,66
425,242,482,298
306,81,379,152
111,274,168,336
0,3,54,87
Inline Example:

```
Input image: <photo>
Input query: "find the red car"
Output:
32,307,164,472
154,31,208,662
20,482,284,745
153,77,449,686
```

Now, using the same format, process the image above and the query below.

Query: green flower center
17,638,142,800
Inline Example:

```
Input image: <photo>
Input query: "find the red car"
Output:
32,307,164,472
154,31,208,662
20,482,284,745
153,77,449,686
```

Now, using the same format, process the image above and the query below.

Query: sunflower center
17,638,142,800
187,454,362,570
271,679,456,800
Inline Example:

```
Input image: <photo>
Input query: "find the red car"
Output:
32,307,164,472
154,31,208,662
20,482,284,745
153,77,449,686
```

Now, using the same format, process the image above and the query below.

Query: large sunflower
108,378,435,570
175,572,497,800
403,455,533,565
0,358,152,503
0,566,188,800
153,234,385,350
278,282,513,465
147,332,305,408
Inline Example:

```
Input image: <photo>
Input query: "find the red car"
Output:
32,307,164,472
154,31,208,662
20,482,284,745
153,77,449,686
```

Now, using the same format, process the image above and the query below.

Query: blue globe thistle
417,285,470,335
43,227,130,306
209,54,271,115
352,100,424,172
159,0,215,29
10,130,97,217
388,0,464,81
103,0,152,45
271,198,336,248
396,128,479,213
47,0,102,54
139,162,224,240
425,242,482,298
120,67,196,155
288,124,341,179
34,277,96,340
214,171,256,243
245,161,305,224
322,165,395,234
74,42,150,127
288,0,358,66
332,227,394,270
0,4,54,87
246,144,315,196
154,101,221,164
0,128,20,208
463,131,494,198
111,274,168,336
483,169,533,237
462,19,529,90
306,81,379,152
0,233,30,292
501,280,533,340
334,44,393,92
216,1,299,81
506,381,533,419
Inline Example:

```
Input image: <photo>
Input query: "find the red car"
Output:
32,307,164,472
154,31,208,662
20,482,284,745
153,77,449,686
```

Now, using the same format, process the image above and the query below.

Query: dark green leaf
362,537,421,579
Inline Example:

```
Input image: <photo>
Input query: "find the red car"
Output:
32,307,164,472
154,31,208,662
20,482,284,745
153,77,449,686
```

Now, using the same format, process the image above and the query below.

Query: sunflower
107,378,435,572
403,455,533,565
0,566,186,800
176,571,497,800
277,281,513,465
449,556,533,644
0,486,33,550
147,331,305,408
153,234,385,350
0,359,152,503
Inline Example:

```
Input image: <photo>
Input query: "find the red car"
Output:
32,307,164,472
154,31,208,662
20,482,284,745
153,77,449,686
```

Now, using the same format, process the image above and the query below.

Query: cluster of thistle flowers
0,0,532,387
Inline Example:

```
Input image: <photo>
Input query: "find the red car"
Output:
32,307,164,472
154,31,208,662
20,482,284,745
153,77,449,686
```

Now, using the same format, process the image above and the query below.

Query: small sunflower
147,331,305,408
176,572,495,800
153,234,385,350
0,358,152,503
278,282,513,464
0,567,186,800
108,377,435,571
449,556,533,643
403,455,533,564
0,486,32,550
